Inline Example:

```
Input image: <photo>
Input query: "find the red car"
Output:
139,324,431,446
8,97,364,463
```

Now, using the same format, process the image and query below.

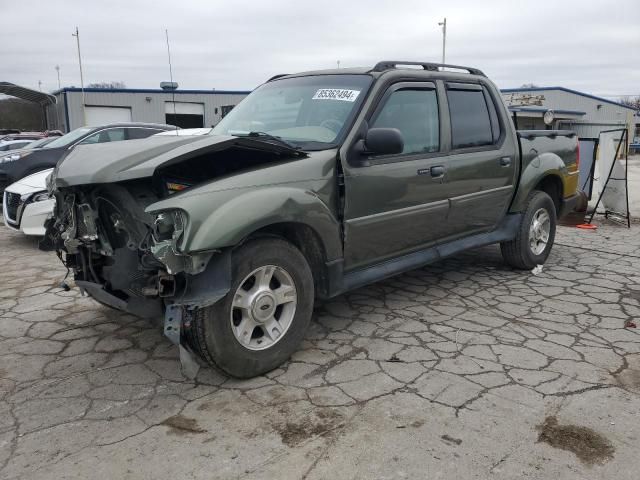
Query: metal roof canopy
0,82,56,106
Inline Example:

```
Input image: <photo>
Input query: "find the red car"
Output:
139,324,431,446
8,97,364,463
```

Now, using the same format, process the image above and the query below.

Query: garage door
85,106,132,126
165,102,204,128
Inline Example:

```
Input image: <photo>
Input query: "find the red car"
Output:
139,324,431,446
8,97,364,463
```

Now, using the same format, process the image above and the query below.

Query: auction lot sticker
312,89,360,102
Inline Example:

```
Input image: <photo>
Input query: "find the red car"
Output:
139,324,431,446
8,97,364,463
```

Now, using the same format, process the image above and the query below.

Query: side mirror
364,128,404,155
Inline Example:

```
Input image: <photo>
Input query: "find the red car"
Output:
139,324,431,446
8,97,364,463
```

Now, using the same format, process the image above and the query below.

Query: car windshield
212,74,372,150
24,137,54,149
44,127,93,149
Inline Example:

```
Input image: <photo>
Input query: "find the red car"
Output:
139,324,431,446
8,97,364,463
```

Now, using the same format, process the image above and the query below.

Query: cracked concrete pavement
1,220,640,479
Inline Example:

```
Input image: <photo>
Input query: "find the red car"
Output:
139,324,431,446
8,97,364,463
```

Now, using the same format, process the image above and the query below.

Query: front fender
152,186,343,261
510,151,569,213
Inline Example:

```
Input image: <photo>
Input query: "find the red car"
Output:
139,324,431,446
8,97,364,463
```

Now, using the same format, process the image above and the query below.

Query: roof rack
267,73,290,82
371,61,485,76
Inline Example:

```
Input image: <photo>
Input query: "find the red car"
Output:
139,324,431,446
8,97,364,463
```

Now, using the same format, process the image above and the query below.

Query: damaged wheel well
247,222,329,297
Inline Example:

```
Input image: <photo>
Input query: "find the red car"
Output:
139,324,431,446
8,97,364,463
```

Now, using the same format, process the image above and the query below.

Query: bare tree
619,96,640,111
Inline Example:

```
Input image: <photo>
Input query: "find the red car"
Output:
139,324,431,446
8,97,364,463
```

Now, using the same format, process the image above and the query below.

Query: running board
342,214,522,293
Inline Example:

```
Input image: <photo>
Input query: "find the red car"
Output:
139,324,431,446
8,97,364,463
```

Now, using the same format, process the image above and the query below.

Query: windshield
25,137,54,149
44,127,93,149
212,74,372,149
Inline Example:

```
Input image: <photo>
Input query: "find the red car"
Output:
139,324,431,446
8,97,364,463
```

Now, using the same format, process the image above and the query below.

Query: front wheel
501,190,557,270
188,237,314,378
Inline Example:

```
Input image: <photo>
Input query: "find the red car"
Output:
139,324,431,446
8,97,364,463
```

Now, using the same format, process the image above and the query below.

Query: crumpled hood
53,134,302,188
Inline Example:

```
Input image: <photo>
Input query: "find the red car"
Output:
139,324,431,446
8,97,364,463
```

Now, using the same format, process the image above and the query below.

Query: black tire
188,237,314,378
501,190,557,270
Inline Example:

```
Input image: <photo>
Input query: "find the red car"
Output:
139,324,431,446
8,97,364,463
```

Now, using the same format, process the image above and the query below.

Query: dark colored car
0,122,176,194
45,61,579,378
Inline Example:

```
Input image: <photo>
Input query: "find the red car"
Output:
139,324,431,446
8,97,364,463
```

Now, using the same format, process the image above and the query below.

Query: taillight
576,140,580,169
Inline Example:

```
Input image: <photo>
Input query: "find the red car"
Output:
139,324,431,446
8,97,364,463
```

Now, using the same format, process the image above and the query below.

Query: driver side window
371,88,439,155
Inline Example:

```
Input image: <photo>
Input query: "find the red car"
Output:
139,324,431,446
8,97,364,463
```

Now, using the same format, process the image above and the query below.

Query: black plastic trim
333,213,522,295
372,61,485,76
559,193,579,218
517,130,577,140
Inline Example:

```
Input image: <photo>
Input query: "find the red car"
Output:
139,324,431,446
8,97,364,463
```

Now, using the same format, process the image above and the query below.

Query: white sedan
3,169,54,236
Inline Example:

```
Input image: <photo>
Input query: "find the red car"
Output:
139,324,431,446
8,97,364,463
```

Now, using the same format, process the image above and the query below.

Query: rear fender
510,152,568,213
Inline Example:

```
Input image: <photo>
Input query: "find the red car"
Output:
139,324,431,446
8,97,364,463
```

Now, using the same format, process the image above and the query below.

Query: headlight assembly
152,210,186,243
150,210,188,274
20,191,50,203
0,151,30,164
31,192,51,202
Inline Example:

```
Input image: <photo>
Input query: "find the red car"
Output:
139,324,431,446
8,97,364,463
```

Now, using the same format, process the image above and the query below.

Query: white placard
591,131,627,215
312,89,360,102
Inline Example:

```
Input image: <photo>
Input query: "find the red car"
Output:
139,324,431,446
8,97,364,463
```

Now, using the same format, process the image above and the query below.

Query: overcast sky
2,0,638,98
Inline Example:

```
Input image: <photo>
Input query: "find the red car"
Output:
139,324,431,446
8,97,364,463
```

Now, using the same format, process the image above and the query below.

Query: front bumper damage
42,186,232,378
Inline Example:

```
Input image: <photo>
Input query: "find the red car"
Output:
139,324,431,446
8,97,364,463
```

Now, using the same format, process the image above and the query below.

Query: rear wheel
188,237,314,378
501,190,557,269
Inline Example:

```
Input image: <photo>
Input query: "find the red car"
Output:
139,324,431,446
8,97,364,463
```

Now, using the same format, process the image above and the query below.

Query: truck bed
517,130,579,169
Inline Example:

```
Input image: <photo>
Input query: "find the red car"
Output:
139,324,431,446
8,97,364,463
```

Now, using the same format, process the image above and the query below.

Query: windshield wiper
241,131,302,151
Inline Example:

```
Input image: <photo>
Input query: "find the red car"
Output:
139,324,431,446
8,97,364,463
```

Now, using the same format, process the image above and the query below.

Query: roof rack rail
371,61,485,76
267,73,290,82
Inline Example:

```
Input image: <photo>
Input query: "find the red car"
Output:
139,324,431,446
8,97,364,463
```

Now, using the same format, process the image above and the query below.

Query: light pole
72,27,86,125
54,65,63,131
438,17,447,65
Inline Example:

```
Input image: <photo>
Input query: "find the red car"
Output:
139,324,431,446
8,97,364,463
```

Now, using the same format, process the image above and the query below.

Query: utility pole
55,65,61,90
72,27,86,125
38,80,42,91
438,17,447,65
337,60,340,69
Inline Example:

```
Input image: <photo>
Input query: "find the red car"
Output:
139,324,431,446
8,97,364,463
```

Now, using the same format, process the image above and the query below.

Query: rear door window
447,85,495,149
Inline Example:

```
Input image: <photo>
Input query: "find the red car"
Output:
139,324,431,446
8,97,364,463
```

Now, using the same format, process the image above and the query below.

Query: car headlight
152,210,187,242
32,192,51,202
19,191,51,203
0,151,30,164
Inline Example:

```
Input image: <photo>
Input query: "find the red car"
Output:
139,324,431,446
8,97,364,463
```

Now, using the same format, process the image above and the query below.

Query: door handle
500,157,512,167
430,165,445,177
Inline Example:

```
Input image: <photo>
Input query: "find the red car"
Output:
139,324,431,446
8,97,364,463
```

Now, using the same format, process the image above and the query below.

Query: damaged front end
42,181,231,377
41,134,308,377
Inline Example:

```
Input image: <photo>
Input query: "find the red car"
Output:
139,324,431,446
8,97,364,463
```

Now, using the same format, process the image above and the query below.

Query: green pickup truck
44,61,579,377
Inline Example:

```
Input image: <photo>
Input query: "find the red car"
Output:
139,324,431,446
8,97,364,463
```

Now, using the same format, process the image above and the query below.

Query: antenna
72,27,86,125
165,29,178,134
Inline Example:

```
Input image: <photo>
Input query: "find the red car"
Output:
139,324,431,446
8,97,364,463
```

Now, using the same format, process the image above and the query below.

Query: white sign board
590,131,627,216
